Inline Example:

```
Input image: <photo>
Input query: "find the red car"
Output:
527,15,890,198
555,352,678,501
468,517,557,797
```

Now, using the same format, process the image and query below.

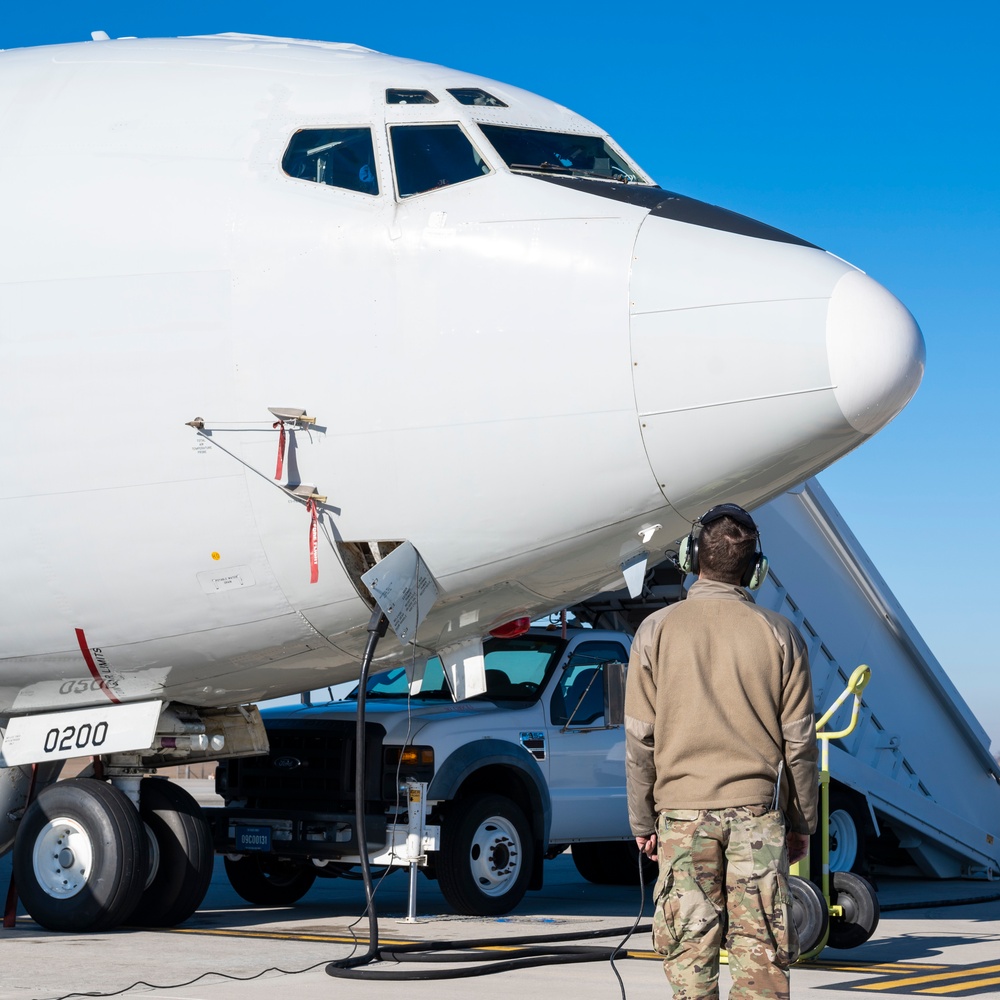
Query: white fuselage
0,34,924,715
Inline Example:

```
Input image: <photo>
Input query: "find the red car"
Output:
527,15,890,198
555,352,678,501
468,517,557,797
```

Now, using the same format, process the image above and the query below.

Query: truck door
545,637,630,842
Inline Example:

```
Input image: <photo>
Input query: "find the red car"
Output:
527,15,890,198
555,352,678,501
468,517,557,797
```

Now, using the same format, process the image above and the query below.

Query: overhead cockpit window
447,87,508,108
282,128,379,195
478,124,643,184
386,88,438,105
390,124,490,197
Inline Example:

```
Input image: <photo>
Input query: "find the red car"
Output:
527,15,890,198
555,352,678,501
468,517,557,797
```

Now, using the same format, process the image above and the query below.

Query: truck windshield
347,635,566,702
477,124,643,184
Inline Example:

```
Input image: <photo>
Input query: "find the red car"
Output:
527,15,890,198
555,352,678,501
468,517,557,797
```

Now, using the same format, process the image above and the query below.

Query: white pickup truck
207,627,648,915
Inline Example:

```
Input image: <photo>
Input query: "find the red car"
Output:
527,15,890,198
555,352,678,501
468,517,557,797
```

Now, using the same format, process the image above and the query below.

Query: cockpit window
390,124,490,197
447,87,507,108
386,88,438,105
282,128,379,195
477,124,643,184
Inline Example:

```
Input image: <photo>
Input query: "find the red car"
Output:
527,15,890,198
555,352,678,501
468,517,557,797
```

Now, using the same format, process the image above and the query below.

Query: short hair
698,515,758,584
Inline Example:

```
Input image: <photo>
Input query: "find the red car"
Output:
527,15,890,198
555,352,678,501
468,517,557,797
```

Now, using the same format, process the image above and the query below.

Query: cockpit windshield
345,635,566,702
477,124,644,184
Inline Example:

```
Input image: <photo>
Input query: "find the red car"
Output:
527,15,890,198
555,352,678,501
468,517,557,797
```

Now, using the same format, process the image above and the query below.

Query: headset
677,503,769,590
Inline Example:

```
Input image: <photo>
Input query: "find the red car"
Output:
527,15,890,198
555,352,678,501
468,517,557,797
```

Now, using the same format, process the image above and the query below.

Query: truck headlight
383,745,434,783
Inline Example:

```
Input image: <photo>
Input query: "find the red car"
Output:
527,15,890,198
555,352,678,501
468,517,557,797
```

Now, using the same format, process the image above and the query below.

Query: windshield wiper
509,162,630,183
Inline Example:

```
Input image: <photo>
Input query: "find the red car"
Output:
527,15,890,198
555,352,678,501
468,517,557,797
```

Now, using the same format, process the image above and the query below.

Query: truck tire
571,841,658,886
438,794,534,915
224,855,316,906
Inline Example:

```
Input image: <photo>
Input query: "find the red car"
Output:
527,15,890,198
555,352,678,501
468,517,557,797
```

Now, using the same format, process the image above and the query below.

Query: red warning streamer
75,628,122,704
273,420,287,480
307,498,319,584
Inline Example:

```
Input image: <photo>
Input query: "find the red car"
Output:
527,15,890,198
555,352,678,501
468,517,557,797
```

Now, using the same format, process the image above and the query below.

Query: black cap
699,503,757,533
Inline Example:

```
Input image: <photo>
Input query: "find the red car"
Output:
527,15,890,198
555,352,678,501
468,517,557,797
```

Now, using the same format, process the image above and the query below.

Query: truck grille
219,719,385,812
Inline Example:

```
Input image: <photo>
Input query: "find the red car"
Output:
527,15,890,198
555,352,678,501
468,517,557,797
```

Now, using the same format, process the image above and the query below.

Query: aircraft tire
826,871,880,949
787,875,829,955
438,793,533,916
12,777,148,932
571,840,658,886
125,778,214,926
224,854,317,906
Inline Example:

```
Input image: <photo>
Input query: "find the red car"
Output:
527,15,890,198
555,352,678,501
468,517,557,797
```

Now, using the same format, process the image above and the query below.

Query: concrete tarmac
2,783,1000,1000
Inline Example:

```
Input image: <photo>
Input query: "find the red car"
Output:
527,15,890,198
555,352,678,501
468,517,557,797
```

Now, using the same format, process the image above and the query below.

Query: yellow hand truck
789,663,880,959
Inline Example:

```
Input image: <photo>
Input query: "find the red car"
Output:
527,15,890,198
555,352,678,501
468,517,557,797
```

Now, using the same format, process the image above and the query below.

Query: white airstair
754,479,1000,880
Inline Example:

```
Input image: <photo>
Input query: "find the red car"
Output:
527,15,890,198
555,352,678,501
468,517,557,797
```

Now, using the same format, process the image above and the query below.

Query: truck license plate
235,825,272,852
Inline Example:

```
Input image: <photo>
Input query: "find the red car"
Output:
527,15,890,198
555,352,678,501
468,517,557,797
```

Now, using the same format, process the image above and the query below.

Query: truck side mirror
603,661,626,727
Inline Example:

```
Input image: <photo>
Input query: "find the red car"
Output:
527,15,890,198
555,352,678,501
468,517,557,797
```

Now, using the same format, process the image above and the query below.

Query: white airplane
0,33,923,932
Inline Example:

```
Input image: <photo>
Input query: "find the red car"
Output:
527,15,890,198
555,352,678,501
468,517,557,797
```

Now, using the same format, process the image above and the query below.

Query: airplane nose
629,215,925,519
827,269,925,435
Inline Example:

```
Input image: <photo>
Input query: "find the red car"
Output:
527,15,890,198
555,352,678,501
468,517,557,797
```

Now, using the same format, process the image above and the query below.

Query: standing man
625,503,818,1000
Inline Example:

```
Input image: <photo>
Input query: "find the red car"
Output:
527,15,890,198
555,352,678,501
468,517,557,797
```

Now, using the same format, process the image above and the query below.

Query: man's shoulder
744,602,808,651
632,600,689,645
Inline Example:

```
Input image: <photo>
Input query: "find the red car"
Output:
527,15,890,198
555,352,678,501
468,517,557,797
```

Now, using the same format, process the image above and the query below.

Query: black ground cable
359,922,652,952
329,947,629,980
325,922,652,980
609,844,652,999
327,606,389,971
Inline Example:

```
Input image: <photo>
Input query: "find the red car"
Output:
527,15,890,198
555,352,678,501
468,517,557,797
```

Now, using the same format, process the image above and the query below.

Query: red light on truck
489,617,531,638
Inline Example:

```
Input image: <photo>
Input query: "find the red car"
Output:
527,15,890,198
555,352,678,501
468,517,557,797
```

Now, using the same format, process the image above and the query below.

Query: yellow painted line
851,964,1000,991
167,927,545,953
817,964,948,974
167,926,418,946
921,974,1000,995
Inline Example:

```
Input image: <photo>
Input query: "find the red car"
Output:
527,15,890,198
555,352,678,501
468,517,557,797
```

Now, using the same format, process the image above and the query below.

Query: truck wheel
224,855,316,906
12,778,148,932
126,778,214,927
571,841,658,885
827,871,880,949
438,794,533,916
812,788,868,875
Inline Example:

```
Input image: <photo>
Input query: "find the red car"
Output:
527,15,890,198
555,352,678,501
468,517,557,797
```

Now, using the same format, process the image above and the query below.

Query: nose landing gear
12,774,214,932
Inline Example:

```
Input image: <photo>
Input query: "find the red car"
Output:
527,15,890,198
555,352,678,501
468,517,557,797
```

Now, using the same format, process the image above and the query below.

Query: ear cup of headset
677,531,698,575
743,553,769,590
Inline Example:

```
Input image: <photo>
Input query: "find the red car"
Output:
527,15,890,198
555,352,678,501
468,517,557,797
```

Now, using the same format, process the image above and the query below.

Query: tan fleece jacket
625,578,818,836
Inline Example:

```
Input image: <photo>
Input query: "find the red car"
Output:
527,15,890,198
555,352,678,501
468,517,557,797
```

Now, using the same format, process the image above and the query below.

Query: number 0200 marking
43,721,109,754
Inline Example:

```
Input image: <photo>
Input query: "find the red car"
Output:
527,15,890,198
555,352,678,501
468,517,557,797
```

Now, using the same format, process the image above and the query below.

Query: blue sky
4,3,998,746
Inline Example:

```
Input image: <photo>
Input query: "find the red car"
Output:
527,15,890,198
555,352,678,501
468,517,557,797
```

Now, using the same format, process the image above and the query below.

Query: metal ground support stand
791,663,880,959
405,780,428,922
367,779,440,920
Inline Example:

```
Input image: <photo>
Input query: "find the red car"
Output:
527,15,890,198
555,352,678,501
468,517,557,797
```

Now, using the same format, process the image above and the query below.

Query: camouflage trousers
651,806,798,1000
